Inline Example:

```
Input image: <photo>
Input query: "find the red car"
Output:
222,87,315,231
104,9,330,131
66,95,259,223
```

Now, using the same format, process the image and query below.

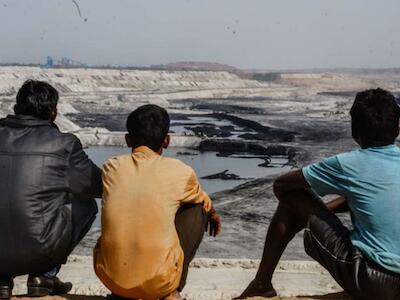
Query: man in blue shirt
236,89,400,300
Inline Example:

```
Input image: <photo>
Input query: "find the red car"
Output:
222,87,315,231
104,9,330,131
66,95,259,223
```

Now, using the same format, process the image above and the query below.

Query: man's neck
130,145,164,155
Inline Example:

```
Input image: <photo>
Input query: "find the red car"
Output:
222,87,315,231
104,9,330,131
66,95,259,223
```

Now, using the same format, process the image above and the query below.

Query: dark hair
14,80,59,120
126,104,170,151
350,88,400,147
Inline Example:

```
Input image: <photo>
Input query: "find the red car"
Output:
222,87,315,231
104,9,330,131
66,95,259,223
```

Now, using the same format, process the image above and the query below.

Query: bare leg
234,190,328,299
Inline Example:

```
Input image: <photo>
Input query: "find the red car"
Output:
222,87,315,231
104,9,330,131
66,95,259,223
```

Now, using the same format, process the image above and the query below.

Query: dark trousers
68,198,98,255
42,198,98,277
175,204,207,291
0,198,98,281
304,208,400,300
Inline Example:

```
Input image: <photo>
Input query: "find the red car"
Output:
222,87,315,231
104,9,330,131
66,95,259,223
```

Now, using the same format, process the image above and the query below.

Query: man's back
303,144,400,273
0,115,101,276
95,146,211,299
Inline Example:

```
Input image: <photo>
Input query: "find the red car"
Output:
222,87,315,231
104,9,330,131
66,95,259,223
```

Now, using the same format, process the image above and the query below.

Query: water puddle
86,146,290,194
86,145,291,227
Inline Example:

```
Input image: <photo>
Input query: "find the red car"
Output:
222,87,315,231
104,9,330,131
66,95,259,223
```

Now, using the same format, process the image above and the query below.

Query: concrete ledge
10,256,349,300
11,294,350,300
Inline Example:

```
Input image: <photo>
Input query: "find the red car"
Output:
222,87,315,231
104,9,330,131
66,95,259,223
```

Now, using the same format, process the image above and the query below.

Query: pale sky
0,0,399,69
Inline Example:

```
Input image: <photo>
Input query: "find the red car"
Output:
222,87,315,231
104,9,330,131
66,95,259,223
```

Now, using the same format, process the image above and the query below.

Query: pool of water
86,146,290,194
86,146,290,227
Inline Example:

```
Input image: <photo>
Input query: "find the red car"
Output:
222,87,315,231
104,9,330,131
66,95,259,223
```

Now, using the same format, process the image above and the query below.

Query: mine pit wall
75,131,203,149
0,66,267,96
0,66,276,150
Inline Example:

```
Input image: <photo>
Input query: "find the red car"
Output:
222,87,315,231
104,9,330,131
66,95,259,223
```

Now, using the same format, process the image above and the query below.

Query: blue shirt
303,144,400,274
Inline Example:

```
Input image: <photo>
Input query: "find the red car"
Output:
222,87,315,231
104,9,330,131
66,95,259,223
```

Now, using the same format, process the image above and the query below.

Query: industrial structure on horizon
41,56,87,68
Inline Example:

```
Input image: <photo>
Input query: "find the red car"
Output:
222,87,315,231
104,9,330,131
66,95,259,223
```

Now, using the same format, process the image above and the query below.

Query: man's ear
396,126,400,138
125,134,133,147
49,110,57,122
163,134,170,149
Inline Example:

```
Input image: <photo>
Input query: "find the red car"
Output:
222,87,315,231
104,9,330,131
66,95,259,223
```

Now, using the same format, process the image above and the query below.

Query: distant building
40,56,54,68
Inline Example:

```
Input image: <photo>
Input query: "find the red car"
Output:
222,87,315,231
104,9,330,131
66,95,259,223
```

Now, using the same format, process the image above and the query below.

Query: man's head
350,88,400,148
126,104,170,153
14,80,59,121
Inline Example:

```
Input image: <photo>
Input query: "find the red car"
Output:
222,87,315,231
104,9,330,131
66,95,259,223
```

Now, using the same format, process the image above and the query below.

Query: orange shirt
94,146,212,300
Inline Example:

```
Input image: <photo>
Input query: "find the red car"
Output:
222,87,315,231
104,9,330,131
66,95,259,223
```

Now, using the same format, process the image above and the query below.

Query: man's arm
181,170,221,237
67,138,102,199
206,206,221,237
274,169,349,214
181,171,212,210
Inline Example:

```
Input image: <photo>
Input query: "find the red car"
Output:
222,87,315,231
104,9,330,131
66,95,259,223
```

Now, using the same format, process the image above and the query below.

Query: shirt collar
0,114,58,129
364,144,398,152
132,146,160,159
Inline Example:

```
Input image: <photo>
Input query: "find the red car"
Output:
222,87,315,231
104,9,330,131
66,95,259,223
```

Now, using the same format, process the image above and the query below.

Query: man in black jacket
0,80,102,299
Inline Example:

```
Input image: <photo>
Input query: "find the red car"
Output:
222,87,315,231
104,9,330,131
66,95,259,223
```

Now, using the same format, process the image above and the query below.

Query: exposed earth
1,66,400,260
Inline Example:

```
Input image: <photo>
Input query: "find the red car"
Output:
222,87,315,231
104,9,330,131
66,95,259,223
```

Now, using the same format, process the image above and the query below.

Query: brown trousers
174,204,207,291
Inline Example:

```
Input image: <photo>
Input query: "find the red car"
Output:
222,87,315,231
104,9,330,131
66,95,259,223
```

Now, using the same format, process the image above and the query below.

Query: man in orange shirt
94,104,221,300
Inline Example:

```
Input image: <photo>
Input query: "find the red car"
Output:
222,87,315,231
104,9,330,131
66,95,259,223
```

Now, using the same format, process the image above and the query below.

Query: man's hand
326,196,349,214
206,207,221,237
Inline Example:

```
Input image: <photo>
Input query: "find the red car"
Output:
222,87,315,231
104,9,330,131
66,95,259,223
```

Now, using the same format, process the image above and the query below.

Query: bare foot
162,290,183,300
233,279,277,299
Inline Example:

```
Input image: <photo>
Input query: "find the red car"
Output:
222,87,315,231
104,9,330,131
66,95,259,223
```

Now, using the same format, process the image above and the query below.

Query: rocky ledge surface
11,256,349,300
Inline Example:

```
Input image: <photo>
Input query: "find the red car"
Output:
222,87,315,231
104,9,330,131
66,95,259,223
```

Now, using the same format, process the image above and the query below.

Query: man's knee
71,198,98,220
279,189,327,223
68,199,98,253
175,204,206,228
175,204,206,251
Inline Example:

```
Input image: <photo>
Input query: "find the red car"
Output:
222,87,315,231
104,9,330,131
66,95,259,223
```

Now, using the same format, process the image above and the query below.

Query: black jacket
0,115,102,276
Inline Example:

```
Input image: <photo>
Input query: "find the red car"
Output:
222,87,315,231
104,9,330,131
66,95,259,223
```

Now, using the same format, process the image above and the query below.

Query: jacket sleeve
66,137,102,199
181,169,212,212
